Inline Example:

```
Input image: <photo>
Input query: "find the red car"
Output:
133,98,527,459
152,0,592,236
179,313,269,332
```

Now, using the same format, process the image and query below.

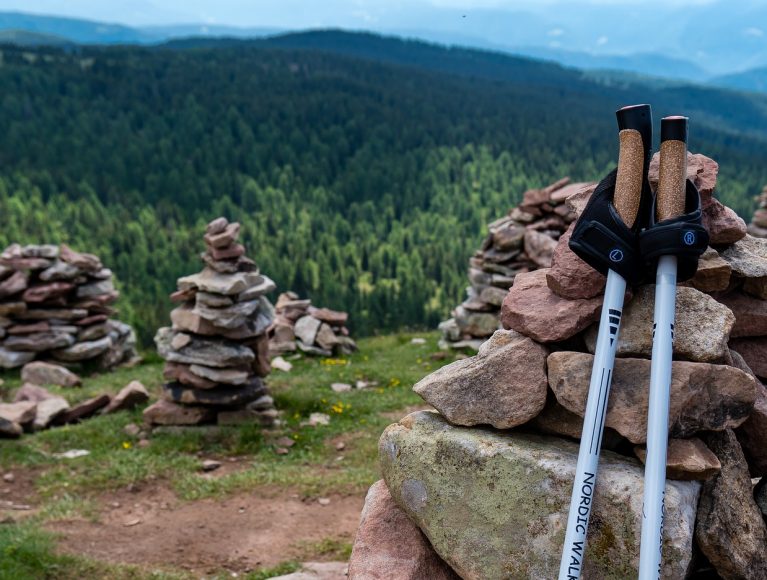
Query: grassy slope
0,331,456,579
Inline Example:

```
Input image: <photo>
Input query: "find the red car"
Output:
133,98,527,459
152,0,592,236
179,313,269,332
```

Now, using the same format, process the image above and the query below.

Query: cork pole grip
656,116,689,221
614,129,645,228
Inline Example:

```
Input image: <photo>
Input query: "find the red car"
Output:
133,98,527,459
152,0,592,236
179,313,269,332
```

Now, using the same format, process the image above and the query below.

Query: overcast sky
0,0,719,27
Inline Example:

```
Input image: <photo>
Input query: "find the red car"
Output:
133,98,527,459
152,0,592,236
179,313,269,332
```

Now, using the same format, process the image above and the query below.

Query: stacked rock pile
268,291,357,357
748,184,767,238
439,177,597,350
144,218,278,428
0,243,138,370
0,360,148,438
350,153,767,579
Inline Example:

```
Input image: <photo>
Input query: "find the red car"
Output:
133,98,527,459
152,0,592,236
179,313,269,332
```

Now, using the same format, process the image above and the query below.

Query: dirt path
47,483,364,575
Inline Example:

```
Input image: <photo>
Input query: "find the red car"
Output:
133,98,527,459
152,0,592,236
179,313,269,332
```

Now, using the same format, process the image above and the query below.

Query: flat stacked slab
438,177,597,350
144,218,278,427
0,243,139,370
268,291,357,357
350,153,767,580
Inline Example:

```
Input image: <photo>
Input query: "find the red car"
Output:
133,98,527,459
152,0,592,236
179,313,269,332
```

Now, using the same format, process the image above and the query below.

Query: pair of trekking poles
558,104,708,580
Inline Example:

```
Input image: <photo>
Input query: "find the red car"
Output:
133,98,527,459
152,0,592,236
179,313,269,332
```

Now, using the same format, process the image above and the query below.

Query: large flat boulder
21,361,81,387
413,330,548,429
548,352,757,443
380,411,700,580
155,327,254,368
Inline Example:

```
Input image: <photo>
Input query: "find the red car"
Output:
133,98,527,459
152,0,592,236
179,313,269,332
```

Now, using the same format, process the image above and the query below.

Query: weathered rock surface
380,411,700,580
58,394,111,424
0,347,35,368
501,269,602,342
634,438,720,480
729,337,767,379
177,268,264,296
523,230,557,268
452,306,499,338
0,401,37,428
294,315,322,346
585,285,734,362
155,327,254,368
21,361,81,387
689,247,732,293
548,352,757,443
348,480,459,580
13,383,54,403
0,417,22,438
413,330,548,429
716,291,767,338
720,235,767,279
103,381,149,414
33,397,70,429
546,223,605,300
695,429,767,579
730,351,767,476
163,378,265,407
142,399,215,426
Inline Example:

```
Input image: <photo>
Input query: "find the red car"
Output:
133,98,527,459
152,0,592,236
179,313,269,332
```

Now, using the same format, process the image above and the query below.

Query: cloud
744,27,764,37
547,27,564,37
596,35,608,45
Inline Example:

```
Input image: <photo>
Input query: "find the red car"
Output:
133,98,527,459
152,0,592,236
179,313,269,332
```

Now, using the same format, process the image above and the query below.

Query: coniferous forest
2,31,767,344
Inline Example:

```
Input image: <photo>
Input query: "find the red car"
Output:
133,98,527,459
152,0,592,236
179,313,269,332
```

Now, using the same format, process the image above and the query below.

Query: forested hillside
1,32,766,344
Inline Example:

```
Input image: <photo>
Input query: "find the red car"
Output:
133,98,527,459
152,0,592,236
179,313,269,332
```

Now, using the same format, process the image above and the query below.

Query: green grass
0,331,457,578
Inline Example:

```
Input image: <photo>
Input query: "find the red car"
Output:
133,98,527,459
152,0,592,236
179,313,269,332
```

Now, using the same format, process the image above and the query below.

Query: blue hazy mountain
711,67,767,94
2,3,767,84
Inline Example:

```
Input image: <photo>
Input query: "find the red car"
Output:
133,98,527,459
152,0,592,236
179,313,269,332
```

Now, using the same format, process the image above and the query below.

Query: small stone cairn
747,184,767,238
268,291,357,357
350,153,767,579
439,177,596,350
144,218,278,427
0,243,138,370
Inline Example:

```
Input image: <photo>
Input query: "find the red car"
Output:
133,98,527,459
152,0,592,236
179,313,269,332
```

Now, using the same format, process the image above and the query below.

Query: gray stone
548,352,757,443
695,430,767,579
348,480,459,580
453,306,498,337
380,411,700,580
177,268,264,296
633,438,721,481
21,361,81,387
58,394,111,424
414,330,547,429
204,221,240,248
315,323,339,350
155,327,254,368
237,275,277,302
0,347,35,369
78,323,111,341
21,244,59,259
189,364,250,385
523,229,557,268
76,279,115,298
294,315,322,345
297,340,332,357
195,291,233,307
33,397,70,429
584,285,734,362
438,318,460,342
193,298,261,329
4,332,76,352
163,377,265,407
18,308,87,321
52,335,112,362
0,271,28,298
59,244,102,272
720,235,767,279
13,383,54,403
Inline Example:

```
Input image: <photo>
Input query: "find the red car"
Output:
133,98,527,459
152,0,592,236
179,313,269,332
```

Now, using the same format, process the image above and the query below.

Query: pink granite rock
348,480,459,580
546,223,606,299
501,269,602,343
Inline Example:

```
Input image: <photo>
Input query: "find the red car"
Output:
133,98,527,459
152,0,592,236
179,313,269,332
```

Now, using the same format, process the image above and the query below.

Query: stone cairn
268,291,357,358
143,218,278,428
439,177,596,350
747,184,767,238
0,243,138,370
349,153,767,580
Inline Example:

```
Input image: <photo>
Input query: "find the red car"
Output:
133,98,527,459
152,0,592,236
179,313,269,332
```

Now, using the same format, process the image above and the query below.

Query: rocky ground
0,331,450,579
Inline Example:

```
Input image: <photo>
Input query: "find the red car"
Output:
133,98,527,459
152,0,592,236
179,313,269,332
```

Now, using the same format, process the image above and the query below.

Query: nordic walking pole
558,104,652,580
637,116,692,580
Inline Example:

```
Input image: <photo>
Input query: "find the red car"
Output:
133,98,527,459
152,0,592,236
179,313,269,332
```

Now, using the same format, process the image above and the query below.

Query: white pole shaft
638,255,678,580
558,269,627,580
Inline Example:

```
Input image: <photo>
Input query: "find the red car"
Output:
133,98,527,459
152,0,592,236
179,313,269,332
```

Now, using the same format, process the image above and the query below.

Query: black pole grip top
568,104,653,286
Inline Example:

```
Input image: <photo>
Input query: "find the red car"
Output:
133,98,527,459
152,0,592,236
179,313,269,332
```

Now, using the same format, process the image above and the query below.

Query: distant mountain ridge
2,8,767,92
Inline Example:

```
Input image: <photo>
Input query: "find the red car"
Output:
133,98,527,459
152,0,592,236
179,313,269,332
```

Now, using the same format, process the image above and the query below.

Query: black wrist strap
639,179,708,282
568,168,647,286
